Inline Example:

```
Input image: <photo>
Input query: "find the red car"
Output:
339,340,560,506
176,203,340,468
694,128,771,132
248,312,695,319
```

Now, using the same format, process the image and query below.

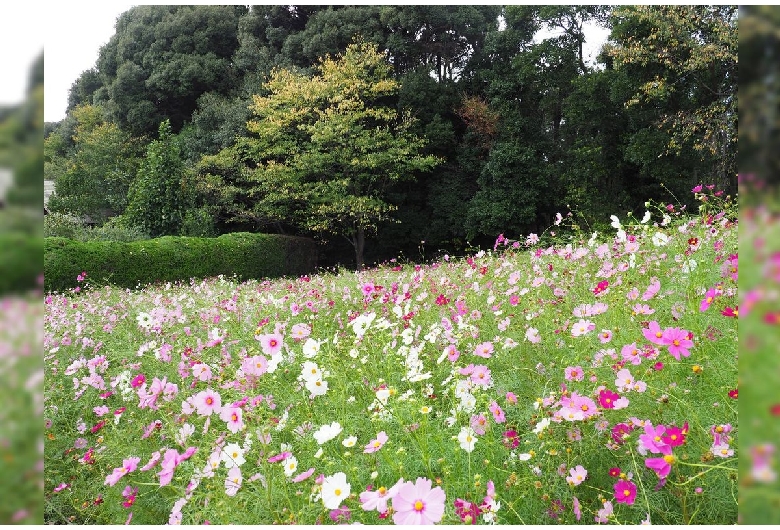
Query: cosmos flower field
43,187,738,525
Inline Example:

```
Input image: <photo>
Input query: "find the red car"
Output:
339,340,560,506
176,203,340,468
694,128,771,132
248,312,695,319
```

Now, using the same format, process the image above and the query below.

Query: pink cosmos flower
392,477,446,525
130,373,146,388
642,279,660,301
241,355,268,377
470,365,492,387
140,451,162,471
292,467,316,483
595,500,614,523
488,401,506,423
525,327,541,343
621,343,643,365
191,363,212,382
661,327,694,360
566,465,588,486
445,345,460,362
364,431,389,453
470,414,489,435
360,478,404,513
699,288,719,312
157,449,179,486
642,321,666,345
614,480,637,504
194,388,222,417
615,368,635,392
220,406,244,434
565,392,599,419
565,365,584,381
258,332,284,357
224,466,242,496
505,392,517,405
572,496,581,521
473,341,494,358
639,422,669,454
599,329,613,343
104,456,141,486
645,446,676,478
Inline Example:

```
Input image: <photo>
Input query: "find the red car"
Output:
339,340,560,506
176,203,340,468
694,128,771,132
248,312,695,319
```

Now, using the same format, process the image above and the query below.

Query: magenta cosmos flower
614,480,637,504
392,477,446,525
104,457,141,486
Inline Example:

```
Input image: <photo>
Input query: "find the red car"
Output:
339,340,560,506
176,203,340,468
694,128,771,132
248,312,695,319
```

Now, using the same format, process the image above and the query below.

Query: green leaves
235,42,440,268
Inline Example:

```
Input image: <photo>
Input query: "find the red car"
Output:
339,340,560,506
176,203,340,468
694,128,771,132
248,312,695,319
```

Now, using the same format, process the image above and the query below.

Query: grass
43,186,738,525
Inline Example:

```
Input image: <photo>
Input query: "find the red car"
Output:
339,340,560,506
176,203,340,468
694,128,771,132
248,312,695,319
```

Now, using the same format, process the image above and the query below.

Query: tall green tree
606,5,737,195
123,120,190,237
94,5,247,136
220,42,440,268
46,105,142,222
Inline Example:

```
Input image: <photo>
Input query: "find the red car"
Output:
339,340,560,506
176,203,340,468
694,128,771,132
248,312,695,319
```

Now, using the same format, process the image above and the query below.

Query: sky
1,5,44,107
37,4,610,124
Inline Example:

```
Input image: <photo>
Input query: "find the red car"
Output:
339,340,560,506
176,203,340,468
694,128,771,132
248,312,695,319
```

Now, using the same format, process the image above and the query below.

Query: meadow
43,186,738,525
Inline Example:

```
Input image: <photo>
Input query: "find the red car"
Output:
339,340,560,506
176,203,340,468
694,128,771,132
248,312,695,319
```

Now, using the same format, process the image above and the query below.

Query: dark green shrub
0,233,42,294
44,233,318,292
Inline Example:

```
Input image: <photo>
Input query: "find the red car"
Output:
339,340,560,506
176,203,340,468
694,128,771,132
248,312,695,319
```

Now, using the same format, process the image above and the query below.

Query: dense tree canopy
44,5,738,267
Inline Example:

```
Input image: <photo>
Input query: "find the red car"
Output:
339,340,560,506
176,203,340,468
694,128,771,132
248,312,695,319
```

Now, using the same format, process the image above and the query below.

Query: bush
44,232,318,292
0,232,42,294
44,213,149,242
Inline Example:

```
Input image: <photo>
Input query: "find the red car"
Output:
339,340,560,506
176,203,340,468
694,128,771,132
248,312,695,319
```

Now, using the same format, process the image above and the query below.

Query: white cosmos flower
532,417,551,434
457,426,477,452
220,442,246,468
282,455,298,477
640,211,651,224
652,232,670,247
342,436,358,448
321,472,351,509
300,361,322,383
305,377,329,398
313,422,342,445
302,338,321,358
136,312,153,329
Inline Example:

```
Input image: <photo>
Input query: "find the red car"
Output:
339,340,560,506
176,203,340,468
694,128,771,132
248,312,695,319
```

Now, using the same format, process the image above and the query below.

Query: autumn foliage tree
226,42,440,269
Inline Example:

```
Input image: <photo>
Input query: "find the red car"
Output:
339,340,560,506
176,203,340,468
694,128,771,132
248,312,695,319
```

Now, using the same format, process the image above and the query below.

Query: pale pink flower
258,332,284,356
364,431,389,453
392,477,446,525
360,478,404,513
219,406,244,434
194,388,222,416
224,466,242,496
473,341,494,358
566,465,588,486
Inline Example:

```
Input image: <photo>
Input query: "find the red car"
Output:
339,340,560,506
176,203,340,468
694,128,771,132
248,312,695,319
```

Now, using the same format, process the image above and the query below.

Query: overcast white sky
1,5,44,107
34,3,609,124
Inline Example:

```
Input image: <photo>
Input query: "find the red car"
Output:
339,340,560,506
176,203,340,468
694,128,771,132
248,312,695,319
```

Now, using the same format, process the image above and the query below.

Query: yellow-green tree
231,42,440,268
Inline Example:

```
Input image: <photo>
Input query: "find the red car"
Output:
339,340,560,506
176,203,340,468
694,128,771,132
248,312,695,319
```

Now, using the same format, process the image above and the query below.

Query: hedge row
0,233,42,295
44,232,318,293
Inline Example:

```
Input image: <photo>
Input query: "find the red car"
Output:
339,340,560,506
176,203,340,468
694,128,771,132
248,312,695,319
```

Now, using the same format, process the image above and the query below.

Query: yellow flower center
623,489,631,496
663,455,676,464
334,488,342,496
378,487,387,495
414,500,424,512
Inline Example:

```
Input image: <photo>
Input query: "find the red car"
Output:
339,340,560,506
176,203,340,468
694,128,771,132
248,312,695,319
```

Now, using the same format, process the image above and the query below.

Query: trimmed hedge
44,232,318,293
0,233,43,295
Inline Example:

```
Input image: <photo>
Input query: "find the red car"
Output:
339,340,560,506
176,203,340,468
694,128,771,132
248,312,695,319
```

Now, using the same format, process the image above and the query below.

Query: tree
123,120,190,237
606,6,737,194
94,5,247,136
46,105,142,222
225,42,440,268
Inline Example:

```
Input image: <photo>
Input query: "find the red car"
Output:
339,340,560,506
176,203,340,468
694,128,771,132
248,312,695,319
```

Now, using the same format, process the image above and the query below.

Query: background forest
44,5,737,268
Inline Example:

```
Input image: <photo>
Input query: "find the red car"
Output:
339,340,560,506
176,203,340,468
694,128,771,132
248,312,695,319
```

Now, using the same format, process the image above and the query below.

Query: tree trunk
352,226,366,271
